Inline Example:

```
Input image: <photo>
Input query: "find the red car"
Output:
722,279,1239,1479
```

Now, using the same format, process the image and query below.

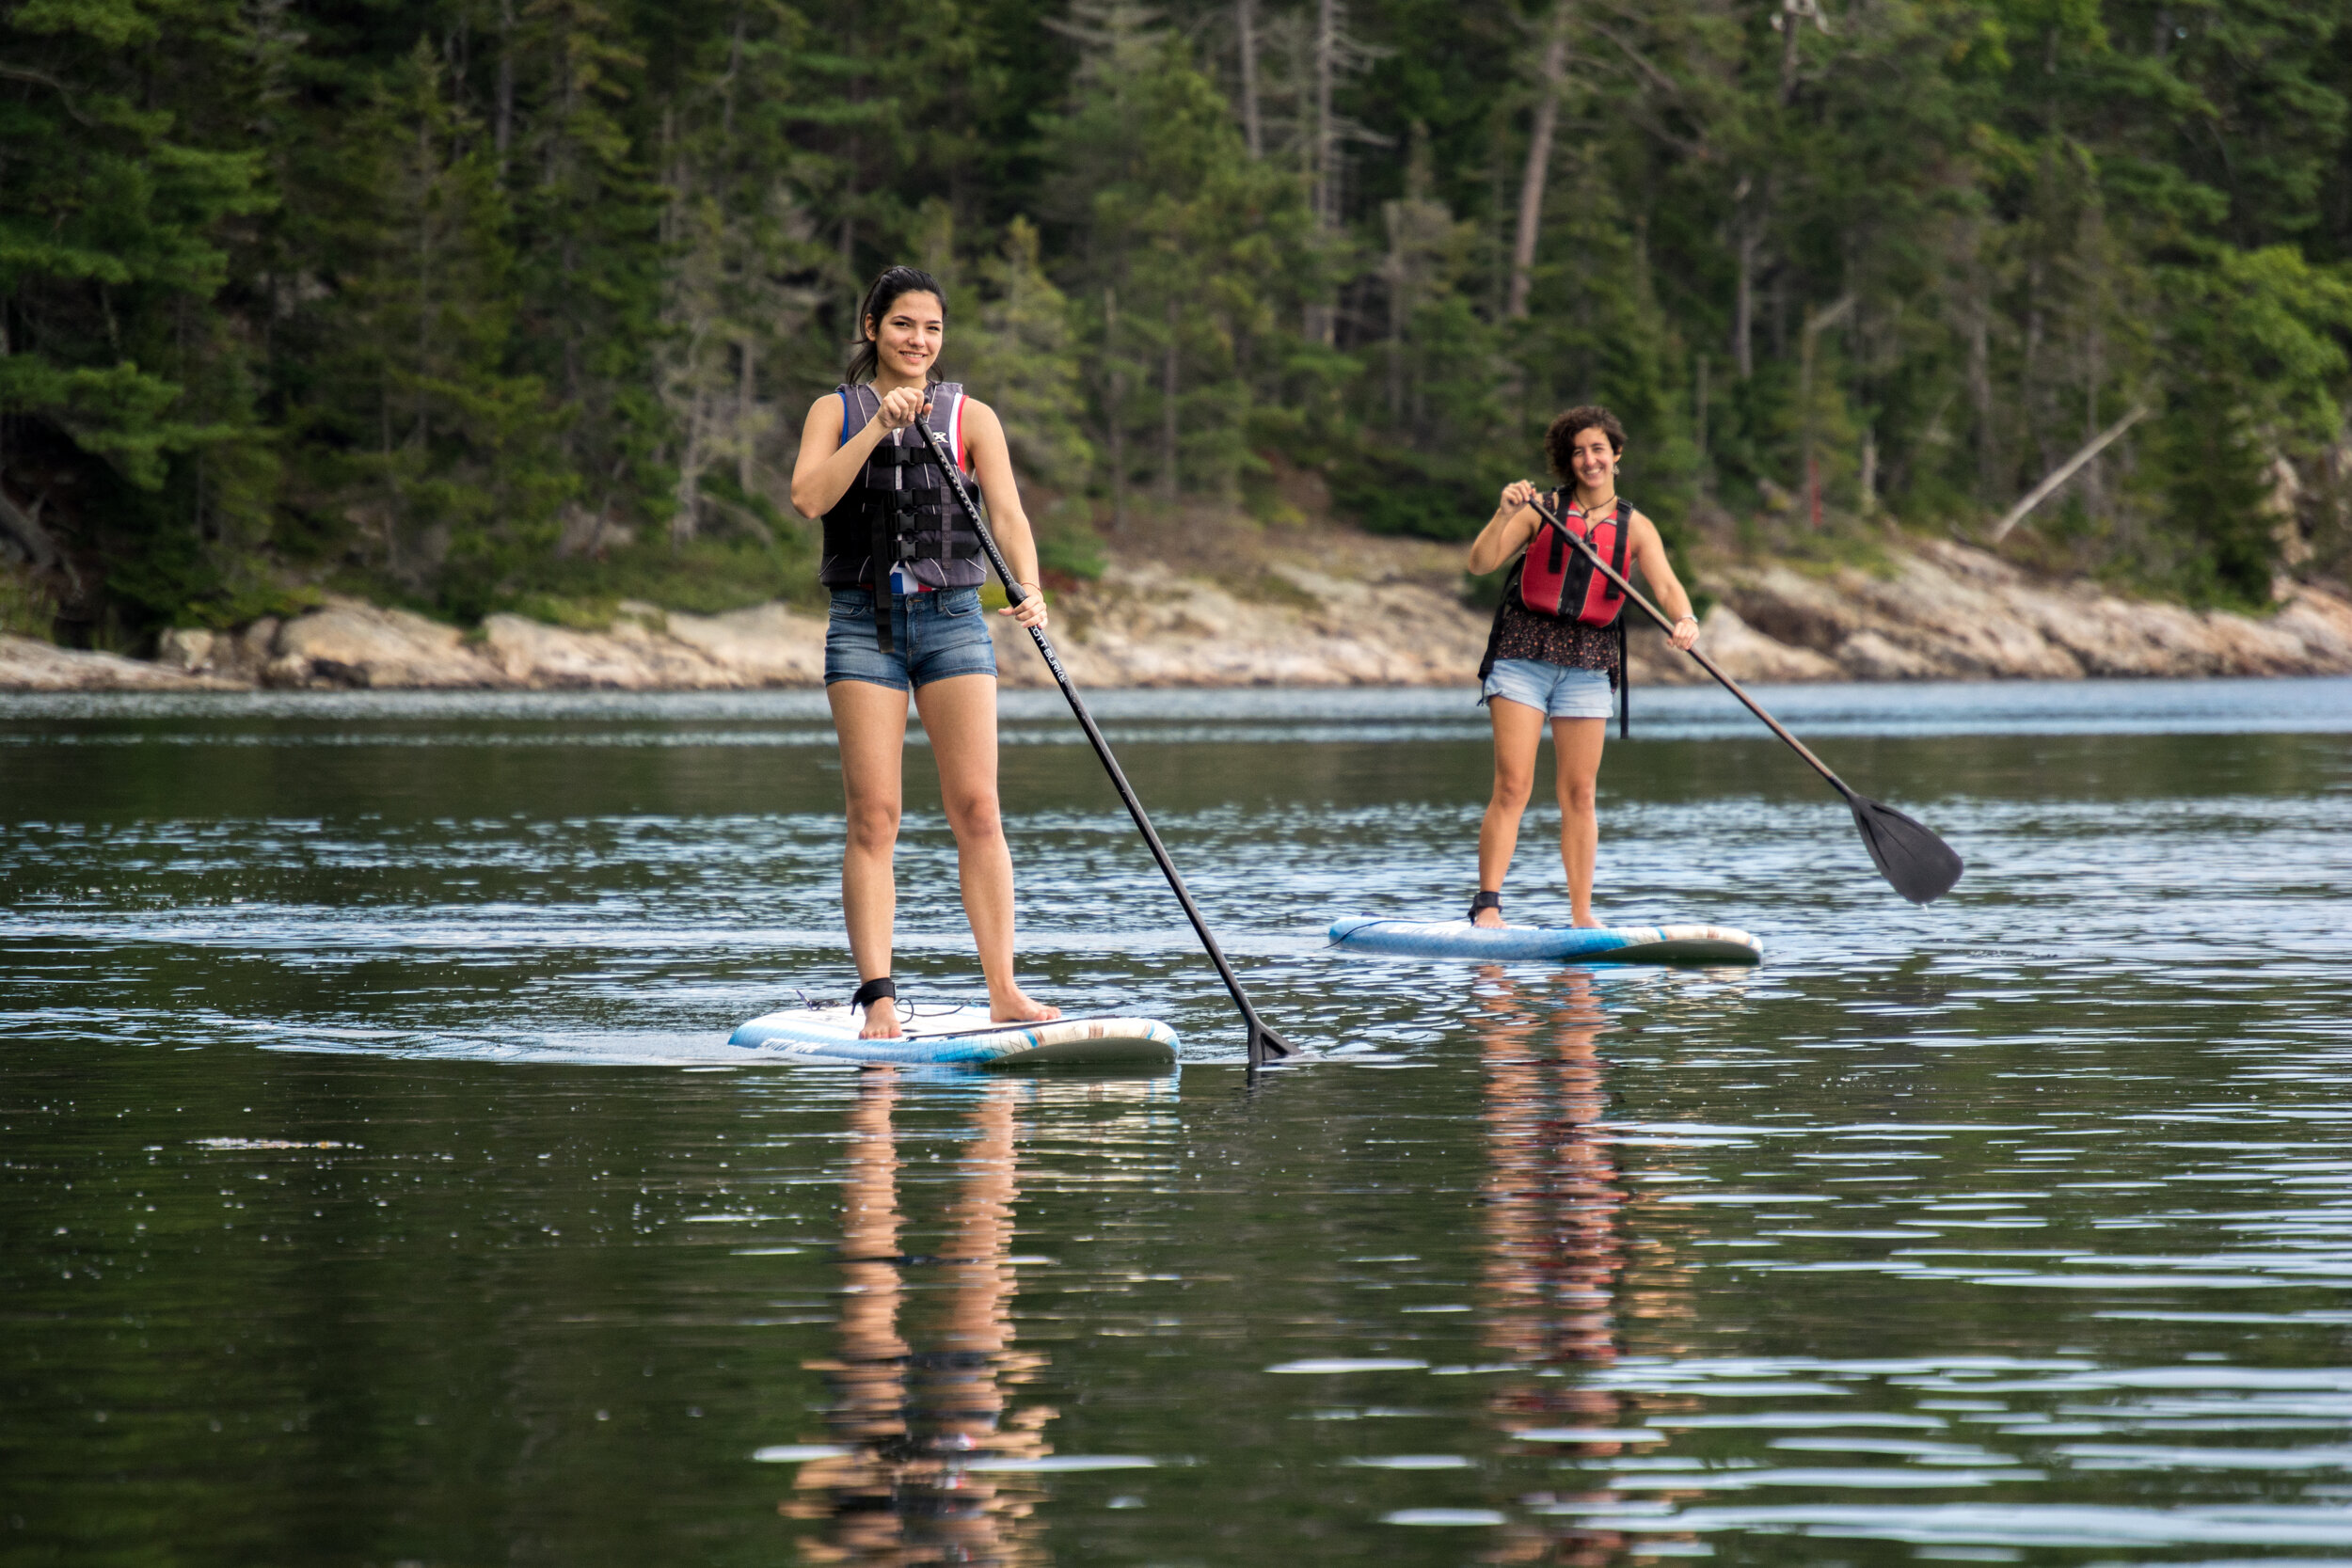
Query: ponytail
845,265,947,385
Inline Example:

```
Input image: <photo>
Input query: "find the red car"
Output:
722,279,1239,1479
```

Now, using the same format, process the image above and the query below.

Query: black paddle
1527,491,1964,905
911,414,1295,1065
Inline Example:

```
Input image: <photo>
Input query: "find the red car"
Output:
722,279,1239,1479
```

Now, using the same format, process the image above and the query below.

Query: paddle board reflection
785,1074,1053,1565
1473,970,1684,1564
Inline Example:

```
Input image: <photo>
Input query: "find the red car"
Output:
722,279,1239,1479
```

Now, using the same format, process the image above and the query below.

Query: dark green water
6,681,2352,1566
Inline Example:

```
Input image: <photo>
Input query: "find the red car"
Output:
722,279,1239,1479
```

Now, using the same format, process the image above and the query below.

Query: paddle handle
913,416,1291,1064
1527,493,1856,801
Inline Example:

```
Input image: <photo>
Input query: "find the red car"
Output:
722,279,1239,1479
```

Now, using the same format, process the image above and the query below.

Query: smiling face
865,291,944,383
1567,425,1619,496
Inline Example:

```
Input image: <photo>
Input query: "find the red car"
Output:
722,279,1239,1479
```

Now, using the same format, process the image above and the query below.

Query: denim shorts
824,587,997,690
1481,657,1613,720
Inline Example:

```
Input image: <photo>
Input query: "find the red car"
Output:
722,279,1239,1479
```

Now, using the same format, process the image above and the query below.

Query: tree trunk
1312,0,1337,229
1968,277,1995,502
738,338,756,495
1301,0,1339,345
1779,0,1803,104
2086,330,2103,519
414,111,435,447
723,11,743,138
1160,295,1180,504
1506,0,1570,320
1237,0,1263,159
1798,293,1853,524
2023,259,2049,471
839,137,858,276
1385,205,1406,424
1693,352,1710,487
1732,206,1758,379
674,405,704,546
1104,289,1126,532
1989,404,2150,542
0,486,68,580
494,0,514,179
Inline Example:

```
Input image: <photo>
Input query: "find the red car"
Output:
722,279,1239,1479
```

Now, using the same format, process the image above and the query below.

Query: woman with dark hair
790,266,1058,1039
1463,405,1701,929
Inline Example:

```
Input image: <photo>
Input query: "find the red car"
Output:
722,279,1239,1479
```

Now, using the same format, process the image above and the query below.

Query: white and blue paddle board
728,1004,1178,1067
1327,917,1761,966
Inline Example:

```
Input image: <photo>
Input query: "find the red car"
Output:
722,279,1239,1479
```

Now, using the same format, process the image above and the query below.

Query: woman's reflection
1475,969,1630,1565
787,1074,1052,1566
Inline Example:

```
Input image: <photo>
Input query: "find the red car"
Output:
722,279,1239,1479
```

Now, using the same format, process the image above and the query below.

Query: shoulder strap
930,382,968,470
1617,617,1629,738
838,384,882,447
1610,498,1633,572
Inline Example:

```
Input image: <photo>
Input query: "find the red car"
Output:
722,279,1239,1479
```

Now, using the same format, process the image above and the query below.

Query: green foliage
1029,496,1106,580
0,565,56,639
4,0,2351,639
949,217,1094,489
1328,449,1492,541
502,531,821,615
2150,244,2352,603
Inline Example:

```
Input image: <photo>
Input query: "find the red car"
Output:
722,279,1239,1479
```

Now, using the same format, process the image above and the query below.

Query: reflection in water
788,1075,1052,1565
1475,972,1632,1565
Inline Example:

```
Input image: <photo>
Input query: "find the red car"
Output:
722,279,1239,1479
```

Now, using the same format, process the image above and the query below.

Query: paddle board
728,1003,1179,1066
1327,917,1762,965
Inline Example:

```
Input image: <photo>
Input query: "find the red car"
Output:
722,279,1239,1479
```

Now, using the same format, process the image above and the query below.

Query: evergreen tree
0,0,272,633
5,0,2350,632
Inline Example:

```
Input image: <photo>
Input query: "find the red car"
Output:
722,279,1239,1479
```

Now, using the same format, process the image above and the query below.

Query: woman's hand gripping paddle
1527,491,1963,905
912,414,1295,1065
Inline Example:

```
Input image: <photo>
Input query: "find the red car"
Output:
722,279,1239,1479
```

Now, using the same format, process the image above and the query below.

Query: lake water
6,676,2352,1565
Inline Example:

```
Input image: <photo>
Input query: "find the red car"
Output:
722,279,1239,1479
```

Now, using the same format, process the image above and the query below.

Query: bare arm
1467,479,1545,577
1629,510,1700,649
961,400,1047,629
789,385,930,518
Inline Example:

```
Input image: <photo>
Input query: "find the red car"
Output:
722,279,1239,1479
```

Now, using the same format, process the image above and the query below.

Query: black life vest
818,381,987,599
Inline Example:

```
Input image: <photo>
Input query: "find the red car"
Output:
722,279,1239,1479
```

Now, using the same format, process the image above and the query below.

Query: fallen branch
1988,404,2150,543
0,484,81,593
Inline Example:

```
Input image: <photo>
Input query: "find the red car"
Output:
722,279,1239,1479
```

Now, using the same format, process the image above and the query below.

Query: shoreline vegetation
8,515,2350,692
6,0,2352,660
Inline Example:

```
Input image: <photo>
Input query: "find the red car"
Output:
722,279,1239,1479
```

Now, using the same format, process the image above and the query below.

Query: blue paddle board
728,1003,1178,1066
1327,917,1761,965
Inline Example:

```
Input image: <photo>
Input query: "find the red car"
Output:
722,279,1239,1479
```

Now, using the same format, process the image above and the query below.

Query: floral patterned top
1486,589,1622,683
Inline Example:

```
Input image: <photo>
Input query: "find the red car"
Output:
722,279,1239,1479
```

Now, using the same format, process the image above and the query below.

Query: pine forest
5,0,2352,645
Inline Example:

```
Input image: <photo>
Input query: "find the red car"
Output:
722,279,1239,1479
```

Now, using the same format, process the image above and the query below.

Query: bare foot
1572,913,1606,929
858,997,904,1039
990,988,1061,1025
1472,907,1507,929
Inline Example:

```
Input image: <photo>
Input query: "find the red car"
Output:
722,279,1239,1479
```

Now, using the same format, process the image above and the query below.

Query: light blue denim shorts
823,587,997,690
1481,657,1613,720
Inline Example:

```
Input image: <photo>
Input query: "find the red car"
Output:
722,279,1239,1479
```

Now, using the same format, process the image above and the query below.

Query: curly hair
1545,405,1627,482
845,265,947,385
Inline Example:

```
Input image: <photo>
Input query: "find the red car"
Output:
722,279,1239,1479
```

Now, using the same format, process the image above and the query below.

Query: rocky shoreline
7,537,2351,693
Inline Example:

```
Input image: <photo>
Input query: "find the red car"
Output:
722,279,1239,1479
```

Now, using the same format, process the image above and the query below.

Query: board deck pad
1327,917,1762,966
728,1004,1179,1066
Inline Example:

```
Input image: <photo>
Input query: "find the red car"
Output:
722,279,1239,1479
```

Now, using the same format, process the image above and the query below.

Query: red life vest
1518,491,1631,626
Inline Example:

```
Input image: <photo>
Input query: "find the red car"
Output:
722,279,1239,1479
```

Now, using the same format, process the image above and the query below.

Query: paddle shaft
912,416,1291,1063
1527,493,1857,802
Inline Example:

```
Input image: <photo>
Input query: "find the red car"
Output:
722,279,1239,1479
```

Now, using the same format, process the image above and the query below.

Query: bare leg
830,679,910,1037
1475,698,1547,927
914,673,1059,1024
1552,716,1607,927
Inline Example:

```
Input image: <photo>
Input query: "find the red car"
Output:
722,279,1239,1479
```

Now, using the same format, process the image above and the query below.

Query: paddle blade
1849,795,1964,904
1248,1018,1295,1065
